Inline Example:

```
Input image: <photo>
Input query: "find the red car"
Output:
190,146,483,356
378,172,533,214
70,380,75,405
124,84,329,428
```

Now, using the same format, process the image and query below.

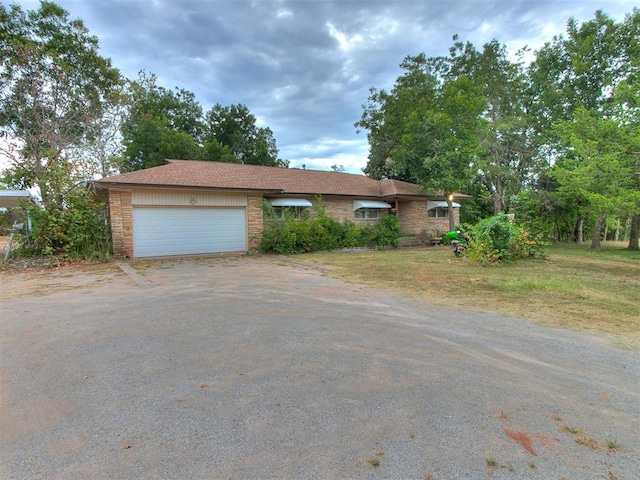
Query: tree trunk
590,213,607,250
603,224,608,242
492,177,503,214
493,196,502,214
623,216,631,242
447,197,455,232
574,215,584,243
614,218,620,242
627,214,640,251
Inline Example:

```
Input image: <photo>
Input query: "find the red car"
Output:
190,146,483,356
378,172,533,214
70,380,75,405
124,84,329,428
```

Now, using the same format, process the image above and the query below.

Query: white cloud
326,22,364,52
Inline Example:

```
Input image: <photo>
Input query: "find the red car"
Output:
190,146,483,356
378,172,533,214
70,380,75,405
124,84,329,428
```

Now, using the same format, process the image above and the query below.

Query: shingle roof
97,160,436,199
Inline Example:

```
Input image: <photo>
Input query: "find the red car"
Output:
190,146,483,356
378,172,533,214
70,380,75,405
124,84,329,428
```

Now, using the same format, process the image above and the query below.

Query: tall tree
120,80,285,170
528,9,639,247
357,53,486,231
528,11,622,129
120,72,204,172
553,107,639,250
0,0,121,206
448,39,533,214
358,38,533,217
203,104,286,167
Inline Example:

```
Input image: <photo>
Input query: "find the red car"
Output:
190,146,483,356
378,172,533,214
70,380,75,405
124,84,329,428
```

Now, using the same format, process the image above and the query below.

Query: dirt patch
0,261,124,301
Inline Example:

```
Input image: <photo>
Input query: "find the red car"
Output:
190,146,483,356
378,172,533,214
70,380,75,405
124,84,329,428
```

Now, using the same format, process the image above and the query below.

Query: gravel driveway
1,256,638,479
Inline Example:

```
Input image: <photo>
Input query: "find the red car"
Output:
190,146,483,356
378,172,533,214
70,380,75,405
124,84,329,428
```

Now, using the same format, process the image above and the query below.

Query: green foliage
15,191,112,261
120,75,286,171
464,213,548,264
357,9,639,250
526,10,640,249
356,51,487,231
259,201,399,254
357,53,487,191
449,39,533,214
0,1,121,205
203,104,287,167
510,190,564,239
362,214,400,249
120,72,206,171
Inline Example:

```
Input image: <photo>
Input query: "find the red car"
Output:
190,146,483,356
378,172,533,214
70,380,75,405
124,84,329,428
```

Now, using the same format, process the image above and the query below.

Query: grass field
300,242,640,348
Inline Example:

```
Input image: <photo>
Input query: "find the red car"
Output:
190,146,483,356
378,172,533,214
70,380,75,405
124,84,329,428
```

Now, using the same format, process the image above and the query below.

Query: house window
268,198,312,219
273,206,307,219
354,208,380,219
427,200,459,218
428,207,449,218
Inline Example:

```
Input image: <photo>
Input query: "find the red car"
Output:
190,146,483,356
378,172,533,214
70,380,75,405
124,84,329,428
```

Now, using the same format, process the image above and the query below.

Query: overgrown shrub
13,193,112,262
361,214,400,248
259,200,400,253
464,213,548,264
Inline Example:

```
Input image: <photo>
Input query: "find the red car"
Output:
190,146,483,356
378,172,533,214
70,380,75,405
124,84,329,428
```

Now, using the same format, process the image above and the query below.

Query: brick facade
315,196,459,239
397,199,459,239
108,189,133,258
246,195,263,251
313,197,389,224
105,188,461,257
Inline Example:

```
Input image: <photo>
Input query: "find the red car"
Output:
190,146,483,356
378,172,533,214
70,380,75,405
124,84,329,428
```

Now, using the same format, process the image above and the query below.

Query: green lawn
299,242,640,348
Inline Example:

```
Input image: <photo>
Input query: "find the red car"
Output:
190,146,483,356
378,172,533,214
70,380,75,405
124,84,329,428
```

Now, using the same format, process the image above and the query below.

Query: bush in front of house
260,201,400,254
13,194,112,262
360,214,400,249
463,213,548,264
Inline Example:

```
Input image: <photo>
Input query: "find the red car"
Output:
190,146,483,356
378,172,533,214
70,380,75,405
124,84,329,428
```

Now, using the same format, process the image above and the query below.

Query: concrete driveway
1,256,638,479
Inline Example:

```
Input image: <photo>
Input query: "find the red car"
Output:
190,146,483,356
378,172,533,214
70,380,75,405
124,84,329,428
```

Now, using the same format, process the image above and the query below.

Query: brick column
246,195,264,251
108,189,133,258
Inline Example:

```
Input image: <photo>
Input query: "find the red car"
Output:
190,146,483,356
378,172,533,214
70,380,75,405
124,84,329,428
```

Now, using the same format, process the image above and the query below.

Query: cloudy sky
15,0,638,173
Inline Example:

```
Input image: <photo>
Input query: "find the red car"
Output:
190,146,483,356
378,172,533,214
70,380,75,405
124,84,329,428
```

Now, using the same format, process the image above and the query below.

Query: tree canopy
119,72,206,172
0,0,121,206
357,8,640,250
119,73,286,172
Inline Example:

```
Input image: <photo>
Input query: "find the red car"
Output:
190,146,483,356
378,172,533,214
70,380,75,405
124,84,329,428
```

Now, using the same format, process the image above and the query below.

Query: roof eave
94,182,283,195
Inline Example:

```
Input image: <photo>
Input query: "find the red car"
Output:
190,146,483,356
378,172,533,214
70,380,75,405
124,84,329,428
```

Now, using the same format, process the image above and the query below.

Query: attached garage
132,207,246,257
100,188,254,258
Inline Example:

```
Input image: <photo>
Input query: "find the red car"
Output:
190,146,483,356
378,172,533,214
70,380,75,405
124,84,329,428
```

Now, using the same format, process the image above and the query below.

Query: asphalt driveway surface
1,256,638,479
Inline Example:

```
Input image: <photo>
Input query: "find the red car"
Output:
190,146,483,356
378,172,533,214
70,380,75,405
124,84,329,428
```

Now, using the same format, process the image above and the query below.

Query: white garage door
132,207,246,257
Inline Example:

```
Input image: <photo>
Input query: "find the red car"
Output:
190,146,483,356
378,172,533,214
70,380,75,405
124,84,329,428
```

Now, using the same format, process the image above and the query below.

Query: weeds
485,458,513,471
485,458,497,467
367,457,381,468
606,440,620,452
559,424,620,452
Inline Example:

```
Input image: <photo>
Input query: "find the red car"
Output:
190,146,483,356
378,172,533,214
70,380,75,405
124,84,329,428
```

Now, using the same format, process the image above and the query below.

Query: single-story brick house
96,160,466,258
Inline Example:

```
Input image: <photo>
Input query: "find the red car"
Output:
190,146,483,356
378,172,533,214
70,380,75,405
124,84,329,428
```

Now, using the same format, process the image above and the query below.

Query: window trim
272,206,307,219
427,207,449,218
354,208,381,219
